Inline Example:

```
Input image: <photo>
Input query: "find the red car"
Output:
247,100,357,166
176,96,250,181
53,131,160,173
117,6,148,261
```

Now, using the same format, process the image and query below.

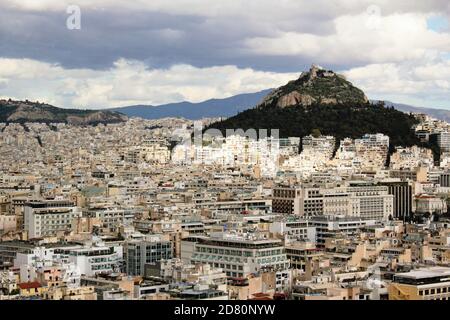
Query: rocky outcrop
276,91,316,108
7,104,55,122
257,64,369,109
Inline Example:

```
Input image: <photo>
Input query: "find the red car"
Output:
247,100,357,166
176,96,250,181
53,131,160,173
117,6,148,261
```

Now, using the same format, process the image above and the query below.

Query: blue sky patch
427,15,449,32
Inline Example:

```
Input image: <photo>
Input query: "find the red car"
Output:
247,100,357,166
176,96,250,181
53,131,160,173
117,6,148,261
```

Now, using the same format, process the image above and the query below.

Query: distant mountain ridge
371,100,450,123
110,86,450,122
0,99,127,125
108,90,272,120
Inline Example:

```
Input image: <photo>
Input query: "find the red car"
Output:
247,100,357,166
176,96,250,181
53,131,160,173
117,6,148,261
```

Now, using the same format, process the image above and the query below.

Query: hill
257,64,368,109
207,65,424,151
208,102,422,152
108,90,272,120
0,99,127,125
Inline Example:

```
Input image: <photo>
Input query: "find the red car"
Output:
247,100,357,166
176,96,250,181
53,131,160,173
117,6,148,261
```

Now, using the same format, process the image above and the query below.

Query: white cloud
343,61,450,107
0,58,297,108
245,13,450,65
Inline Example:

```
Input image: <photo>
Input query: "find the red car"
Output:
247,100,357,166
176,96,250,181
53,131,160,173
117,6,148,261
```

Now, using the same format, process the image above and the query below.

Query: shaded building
379,181,413,220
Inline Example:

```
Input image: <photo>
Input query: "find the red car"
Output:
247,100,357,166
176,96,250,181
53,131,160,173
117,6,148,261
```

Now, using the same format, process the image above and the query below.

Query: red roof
252,292,270,297
18,281,41,290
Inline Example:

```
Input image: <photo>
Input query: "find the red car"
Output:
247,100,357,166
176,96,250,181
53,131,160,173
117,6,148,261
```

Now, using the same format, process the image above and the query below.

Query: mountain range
110,87,450,123
108,90,272,120
374,101,450,123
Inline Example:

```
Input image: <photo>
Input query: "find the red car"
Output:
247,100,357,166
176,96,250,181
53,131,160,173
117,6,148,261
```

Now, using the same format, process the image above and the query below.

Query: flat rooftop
395,267,450,280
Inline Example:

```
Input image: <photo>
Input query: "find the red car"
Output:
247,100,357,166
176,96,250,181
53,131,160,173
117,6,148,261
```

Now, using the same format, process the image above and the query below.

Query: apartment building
84,208,135,233
269,219,316,242
24,200,82,239
285,242,323,271
272,182,393,221
415,195,447,215
309,216,377,247
302,135,336,159
56,246,123,277
189,232,289,277
195,199,272,214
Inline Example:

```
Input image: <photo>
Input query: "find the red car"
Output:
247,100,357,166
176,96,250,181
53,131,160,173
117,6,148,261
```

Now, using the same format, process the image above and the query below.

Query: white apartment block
24,200,82,239
189,232,289,277
302,135,336,159
308,216,378,246
269,220,316,243
355,133,390,169
57,245,123,277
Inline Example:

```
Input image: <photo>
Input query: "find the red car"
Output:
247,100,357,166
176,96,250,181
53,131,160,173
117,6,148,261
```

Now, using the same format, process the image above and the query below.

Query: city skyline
2,0,450,306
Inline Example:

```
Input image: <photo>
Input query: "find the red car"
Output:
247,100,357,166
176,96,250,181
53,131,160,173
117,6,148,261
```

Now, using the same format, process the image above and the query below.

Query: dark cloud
0,6,348,72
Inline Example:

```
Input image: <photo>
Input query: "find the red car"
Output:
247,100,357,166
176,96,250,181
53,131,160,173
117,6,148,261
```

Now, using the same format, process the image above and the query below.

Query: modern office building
438,171,450,187
126,239,173,276
0,241,36,267
272,187,301,215
346,182,393,221
378,180,413,220
431,131,450,153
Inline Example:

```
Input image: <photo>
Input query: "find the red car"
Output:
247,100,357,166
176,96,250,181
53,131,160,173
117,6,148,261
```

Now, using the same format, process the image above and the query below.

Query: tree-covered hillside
208,101,424,152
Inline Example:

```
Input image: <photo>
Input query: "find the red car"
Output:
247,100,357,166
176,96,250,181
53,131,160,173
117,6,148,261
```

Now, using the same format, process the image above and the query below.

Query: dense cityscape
1,110,450,301
1,1,450,313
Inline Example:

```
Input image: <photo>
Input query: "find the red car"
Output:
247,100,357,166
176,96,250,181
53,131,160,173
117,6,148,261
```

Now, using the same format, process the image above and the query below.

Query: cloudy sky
0,0,449,109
